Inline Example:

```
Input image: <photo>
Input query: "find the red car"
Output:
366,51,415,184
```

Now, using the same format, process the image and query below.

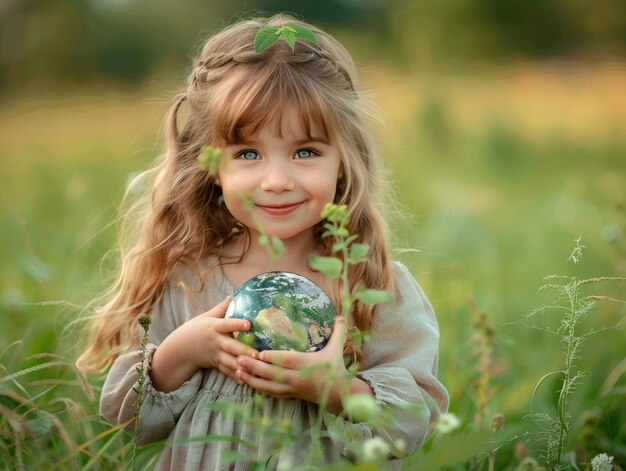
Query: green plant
518,237,625,469
131,314,152,470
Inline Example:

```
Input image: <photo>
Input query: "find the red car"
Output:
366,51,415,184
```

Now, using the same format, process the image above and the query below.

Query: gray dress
100,259,449,470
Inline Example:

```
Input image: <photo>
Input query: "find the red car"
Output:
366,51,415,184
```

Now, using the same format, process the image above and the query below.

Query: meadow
1,62,625,469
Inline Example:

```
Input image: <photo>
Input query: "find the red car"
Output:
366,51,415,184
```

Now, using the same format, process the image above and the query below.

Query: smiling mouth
256,202,304,216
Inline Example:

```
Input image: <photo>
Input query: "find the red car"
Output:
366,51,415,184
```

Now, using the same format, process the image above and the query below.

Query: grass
1,62,625,469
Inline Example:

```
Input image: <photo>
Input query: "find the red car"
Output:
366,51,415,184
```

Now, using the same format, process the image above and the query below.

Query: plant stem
555,279,579,468
310,224,352,464
132,315,152,471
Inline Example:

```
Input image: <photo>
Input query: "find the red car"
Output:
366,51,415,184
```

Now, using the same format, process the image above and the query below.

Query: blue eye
238,150,259,160
295,149,317,159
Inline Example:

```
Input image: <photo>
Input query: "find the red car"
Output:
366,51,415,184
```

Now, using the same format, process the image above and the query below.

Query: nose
260,160,295,193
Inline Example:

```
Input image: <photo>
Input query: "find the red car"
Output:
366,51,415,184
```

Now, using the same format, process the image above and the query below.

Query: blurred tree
0,0,624,96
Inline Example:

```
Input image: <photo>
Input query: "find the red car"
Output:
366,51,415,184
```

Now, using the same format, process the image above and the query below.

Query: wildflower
321,203,349,226
590,453,614,471
138,314,152,331
514,441,527,462
361,437,390,462
491,413,505,432
567,235,585,264
393,438,407,457
344,393,379,423
276,455,293,471
433,412,461,435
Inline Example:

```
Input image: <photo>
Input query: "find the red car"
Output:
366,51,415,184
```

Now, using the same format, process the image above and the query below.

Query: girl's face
218,107,341,244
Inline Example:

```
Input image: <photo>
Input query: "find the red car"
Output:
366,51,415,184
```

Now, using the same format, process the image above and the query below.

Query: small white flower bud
362,437,390,462
433,412,461,435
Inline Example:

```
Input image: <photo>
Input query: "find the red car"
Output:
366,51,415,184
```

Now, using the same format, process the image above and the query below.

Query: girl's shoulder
383,260,435,315
389,260,424,294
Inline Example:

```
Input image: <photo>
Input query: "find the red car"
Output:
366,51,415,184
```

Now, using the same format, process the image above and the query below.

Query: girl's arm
100,274,256,444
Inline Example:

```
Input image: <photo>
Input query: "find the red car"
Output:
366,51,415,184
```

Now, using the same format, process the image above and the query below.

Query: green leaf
282,30,296,50
348,243,369,265
332,242,345,253
323,223,337,234
254,27,280,54
0,360,66,383
355,289,394,305
197,146,223,175
345,234,359,245
309,255,342,279
288,24,320,46
258,234,270,246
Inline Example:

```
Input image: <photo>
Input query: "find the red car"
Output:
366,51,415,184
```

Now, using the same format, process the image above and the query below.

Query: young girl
78,13,448,469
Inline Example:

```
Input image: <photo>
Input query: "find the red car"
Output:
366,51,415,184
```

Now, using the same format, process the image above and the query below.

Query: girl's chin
253,227,318,244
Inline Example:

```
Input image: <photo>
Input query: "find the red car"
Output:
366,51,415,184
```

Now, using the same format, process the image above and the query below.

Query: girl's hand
234,317,370,413
151,296,258,392
185,296,259,379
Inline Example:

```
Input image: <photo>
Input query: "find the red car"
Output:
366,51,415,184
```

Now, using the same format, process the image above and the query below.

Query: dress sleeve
323,261,449,458
99,276,204,444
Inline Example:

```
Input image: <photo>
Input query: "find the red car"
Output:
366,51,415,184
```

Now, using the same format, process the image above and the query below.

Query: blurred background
1,0,625,468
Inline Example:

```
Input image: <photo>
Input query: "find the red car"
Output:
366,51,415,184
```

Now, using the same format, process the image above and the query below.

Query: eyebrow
229,137,330,146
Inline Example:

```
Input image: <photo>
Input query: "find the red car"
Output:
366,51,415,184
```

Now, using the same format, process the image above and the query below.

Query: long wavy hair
77,13,394,373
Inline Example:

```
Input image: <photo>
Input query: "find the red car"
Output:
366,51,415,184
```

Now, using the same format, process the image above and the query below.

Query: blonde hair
77,13,394,373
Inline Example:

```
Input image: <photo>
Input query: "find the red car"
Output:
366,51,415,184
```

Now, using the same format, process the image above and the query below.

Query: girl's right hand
150,296,257,392
186,296,258,379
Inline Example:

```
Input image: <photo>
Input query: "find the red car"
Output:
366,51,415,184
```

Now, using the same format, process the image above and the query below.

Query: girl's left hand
234,317,351,406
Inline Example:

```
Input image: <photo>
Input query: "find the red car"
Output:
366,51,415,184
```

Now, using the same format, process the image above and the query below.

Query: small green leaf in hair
287,24,320,46
254,27,281,54
254,24,320,54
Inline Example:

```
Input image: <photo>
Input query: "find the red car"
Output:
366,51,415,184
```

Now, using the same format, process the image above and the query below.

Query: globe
225,271,336,352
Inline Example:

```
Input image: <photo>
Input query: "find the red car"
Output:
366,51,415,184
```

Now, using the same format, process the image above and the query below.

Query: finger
221,336,258,359
325,316,348,349
237,356,289,383
219,363,247,384
215,317,251,335
204,296,232,318
214,353,240,380
258,349,305,369
235,368,291,397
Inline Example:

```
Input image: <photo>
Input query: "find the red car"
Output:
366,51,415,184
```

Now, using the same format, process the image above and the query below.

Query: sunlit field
1,63,625,469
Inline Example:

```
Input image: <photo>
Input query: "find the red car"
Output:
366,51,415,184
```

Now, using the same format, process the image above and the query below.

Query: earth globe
225,271,336,352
